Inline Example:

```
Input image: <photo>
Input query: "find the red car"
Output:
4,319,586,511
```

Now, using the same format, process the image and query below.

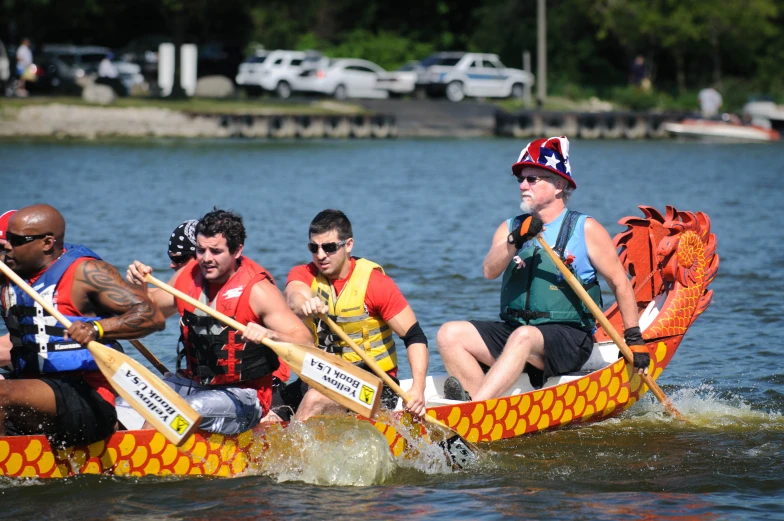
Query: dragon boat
0,205,717,479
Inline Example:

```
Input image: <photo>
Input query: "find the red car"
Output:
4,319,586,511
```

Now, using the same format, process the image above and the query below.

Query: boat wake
618,384,783,429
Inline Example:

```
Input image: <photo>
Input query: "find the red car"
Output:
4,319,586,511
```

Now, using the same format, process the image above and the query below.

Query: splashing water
249,416,395,486
372,410,485,475
619,384,783,430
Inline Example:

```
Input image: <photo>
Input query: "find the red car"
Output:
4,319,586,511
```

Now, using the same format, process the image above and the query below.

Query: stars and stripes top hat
511,136,576,188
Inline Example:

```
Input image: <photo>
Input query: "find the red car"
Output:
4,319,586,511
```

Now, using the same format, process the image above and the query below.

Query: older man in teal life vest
437,136,649,401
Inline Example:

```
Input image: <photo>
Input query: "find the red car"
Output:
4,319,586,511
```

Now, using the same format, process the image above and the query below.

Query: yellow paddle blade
89,340,201,445
0,260,202,446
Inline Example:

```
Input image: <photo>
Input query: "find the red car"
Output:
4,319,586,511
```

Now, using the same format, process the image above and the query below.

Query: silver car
295,58,415,100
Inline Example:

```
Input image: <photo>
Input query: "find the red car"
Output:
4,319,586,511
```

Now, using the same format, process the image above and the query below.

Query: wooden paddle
0,260,201,446
129,339,170,375
144,274,383,419
320,314,478,468
535,236,685,420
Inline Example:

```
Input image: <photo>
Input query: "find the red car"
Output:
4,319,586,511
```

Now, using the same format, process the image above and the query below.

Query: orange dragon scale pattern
0,206,717,478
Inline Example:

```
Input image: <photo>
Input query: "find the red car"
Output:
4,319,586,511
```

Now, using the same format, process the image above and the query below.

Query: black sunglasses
307,240,347,254
514,174,552,185
5,232,53,247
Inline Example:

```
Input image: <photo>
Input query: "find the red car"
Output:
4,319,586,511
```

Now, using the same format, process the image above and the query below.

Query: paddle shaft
0,260,201,445
535,236,684,419
144,274,383,419
319,314,474,441
129,339,170,375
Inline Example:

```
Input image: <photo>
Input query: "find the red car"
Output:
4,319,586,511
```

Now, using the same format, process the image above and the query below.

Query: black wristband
624,326,643,345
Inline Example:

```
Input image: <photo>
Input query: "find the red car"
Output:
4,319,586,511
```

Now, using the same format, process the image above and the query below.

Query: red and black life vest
174,257,280,385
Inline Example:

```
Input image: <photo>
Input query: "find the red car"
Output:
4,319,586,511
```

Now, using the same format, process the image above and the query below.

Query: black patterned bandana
168,219,198,259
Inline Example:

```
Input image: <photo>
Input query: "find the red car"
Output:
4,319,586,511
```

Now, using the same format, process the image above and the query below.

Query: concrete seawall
0,104,398,140
494,110,687,139
0,100,688,140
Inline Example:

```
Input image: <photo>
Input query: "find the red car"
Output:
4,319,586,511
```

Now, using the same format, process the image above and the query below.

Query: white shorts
163,373,264,435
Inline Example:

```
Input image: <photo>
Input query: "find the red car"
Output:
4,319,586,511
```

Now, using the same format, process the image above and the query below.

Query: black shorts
469,320,594,388
41,376,117,447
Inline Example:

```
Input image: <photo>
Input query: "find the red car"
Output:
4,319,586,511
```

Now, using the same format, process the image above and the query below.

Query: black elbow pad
401,321,428,349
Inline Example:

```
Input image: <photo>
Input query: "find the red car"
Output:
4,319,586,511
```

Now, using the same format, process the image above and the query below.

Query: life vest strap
504,309,551,321
8,305,38,318
17,324,66,337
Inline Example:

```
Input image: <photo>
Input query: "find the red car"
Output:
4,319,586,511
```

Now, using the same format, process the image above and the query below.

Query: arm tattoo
78,260,164,338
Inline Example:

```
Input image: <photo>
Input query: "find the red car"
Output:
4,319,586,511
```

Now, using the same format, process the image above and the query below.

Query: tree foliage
1,0,783,101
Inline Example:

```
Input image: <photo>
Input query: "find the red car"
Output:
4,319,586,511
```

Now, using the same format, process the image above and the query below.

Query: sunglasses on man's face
307,240,347,254
5,232,53,248
514,174,552,185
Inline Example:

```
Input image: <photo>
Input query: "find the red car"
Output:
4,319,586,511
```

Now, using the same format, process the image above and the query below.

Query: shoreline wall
0,104,397,140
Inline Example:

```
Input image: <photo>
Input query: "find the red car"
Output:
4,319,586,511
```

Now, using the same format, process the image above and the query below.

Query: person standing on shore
15,38,32,96
698,87,723,118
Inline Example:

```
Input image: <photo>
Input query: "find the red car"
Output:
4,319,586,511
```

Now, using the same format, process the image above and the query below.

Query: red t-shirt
286,258,408,321
30,256,116,405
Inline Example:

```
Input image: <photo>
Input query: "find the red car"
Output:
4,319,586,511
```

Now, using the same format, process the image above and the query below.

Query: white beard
520,199,534,214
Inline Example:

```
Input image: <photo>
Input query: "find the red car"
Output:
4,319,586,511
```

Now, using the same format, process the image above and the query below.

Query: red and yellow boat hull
0,205,717,479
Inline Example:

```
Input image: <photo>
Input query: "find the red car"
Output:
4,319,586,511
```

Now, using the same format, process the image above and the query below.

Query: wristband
92,320,104,340
623,326,643,346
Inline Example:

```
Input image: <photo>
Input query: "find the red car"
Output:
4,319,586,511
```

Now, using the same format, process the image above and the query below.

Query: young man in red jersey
282,209,429,421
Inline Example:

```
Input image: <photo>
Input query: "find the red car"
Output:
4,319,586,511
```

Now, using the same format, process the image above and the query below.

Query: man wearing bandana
167,219,199,270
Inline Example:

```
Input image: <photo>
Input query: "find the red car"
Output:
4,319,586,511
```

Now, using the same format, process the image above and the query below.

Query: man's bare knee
507,326,536,348
437,321,467,354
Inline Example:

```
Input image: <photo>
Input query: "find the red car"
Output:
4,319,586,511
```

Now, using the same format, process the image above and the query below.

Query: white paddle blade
298,352,382,418
88,342,201,446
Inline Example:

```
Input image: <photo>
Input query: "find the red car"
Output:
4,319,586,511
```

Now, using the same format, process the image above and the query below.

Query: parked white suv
235,49,324,98
418,52,534,102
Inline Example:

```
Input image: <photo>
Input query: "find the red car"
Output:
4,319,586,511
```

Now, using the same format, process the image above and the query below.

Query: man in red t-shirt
283,209,429,421
0,204,166,446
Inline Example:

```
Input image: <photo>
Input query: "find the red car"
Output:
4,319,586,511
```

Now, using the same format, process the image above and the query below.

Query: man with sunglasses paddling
437,136,649,401
0,204,166,445
281,209,429,421
126,208,312,434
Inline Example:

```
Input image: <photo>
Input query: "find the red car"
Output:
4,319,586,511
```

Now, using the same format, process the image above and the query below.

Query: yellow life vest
309,258,397,372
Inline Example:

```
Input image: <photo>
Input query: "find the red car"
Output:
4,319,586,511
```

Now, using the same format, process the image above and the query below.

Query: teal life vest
499,210,602,330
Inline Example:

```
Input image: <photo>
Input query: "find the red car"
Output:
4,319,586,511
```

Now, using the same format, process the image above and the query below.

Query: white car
295,58,414,100
235,49,324,98
418,52,534,102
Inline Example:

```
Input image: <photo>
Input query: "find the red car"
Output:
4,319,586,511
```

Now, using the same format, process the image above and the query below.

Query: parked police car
417,52,534,102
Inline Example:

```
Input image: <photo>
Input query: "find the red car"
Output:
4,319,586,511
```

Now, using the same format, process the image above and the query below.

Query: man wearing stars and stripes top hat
437,136,649,402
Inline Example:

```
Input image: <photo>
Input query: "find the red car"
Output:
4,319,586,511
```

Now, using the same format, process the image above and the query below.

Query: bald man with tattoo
0,204,166,446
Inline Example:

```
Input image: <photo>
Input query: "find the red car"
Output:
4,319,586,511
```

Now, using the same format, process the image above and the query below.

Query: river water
0,138,782,520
